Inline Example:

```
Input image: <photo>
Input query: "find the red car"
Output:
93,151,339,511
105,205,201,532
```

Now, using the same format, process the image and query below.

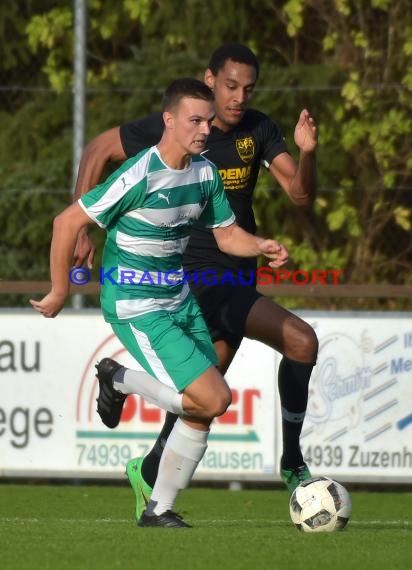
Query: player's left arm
204,165,286,266
213,223,289,268
268,109,317,206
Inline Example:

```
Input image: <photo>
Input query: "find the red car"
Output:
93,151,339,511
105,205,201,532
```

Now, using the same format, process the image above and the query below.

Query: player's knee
209,385,232,418
299,326,318,362
287,322,318,362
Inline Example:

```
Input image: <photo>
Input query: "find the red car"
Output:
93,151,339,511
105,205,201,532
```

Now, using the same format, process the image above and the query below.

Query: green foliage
283,0,305,37
26,8,72,50
1,0,411,308
286,1,412,287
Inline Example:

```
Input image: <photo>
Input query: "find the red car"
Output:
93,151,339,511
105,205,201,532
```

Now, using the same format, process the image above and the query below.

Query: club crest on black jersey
235,137,255,163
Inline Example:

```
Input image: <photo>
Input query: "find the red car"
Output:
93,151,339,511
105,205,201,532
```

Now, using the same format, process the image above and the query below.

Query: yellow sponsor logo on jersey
236,137,255,163
218,166,252,191
219,166,251,180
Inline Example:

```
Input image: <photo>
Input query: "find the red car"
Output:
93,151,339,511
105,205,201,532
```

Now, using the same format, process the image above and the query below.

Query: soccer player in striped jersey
30,77,289,527
73,44,318,508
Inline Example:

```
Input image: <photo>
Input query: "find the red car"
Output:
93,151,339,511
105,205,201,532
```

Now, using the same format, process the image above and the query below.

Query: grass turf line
0,485,411,570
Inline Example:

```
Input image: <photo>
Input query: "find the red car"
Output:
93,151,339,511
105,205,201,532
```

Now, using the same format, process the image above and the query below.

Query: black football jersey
120,109,288,274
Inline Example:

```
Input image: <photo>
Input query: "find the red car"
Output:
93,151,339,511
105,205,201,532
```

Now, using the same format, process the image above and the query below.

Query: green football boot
126,457,153,521
281,463,312,495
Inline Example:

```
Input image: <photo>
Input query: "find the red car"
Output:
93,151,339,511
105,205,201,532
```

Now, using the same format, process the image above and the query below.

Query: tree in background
0,0,411,306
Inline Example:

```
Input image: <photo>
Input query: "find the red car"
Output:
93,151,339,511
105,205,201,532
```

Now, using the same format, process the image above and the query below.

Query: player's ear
204,69,215,90
163,111,174,129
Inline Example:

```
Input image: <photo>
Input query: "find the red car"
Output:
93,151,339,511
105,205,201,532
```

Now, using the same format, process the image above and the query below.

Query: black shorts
189,281,262,349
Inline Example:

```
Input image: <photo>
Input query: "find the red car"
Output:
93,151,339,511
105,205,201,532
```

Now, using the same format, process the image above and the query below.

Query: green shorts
111,295,217,391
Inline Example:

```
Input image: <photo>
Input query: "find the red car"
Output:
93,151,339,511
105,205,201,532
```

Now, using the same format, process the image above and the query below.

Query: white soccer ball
289,476,352,533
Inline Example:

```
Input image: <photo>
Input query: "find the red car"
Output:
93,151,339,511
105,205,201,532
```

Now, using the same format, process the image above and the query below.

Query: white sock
113,367,184,416
146,418,209,516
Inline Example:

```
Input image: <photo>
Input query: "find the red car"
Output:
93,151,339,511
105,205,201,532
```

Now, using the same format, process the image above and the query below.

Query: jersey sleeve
258,113,289,168
79,156,146,228
120,113,164,158
199,167,236,228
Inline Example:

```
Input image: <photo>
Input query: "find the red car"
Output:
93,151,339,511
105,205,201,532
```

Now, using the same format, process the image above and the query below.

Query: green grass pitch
1,484,411,570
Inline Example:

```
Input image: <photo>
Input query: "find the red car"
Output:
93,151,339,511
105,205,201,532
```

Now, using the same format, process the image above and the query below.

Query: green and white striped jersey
79,146,235,322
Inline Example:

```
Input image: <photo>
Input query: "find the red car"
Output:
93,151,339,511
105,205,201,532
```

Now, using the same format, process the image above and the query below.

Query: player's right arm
73,127,126,268
30,203,94,317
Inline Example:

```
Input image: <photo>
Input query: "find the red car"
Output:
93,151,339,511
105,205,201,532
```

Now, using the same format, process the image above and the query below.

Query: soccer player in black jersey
74,44,318,512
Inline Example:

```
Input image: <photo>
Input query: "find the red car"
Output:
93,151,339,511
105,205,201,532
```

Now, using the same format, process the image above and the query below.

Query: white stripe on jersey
115,282,190,319
146,162,215,193
116,231,189,257
205,213,235,229
129,324,175,388
80,152,151,228
116,266,184,285
124,204,203,227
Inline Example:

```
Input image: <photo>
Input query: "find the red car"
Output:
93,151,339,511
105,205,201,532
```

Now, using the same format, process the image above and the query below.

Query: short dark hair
162,77,214,111
208,43,260,79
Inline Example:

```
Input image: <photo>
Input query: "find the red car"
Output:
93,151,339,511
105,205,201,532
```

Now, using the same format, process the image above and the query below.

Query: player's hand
294,109,317,153
29,291,67,318
258,240,289,268
73,227,96,269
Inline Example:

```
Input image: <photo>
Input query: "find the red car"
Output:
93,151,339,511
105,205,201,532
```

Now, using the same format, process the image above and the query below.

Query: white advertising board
0,310,276,481
0,310,411,483
296,312,412,483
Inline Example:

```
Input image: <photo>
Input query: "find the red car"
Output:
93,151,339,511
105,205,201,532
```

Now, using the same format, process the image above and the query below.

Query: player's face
169,97,215,155
204,60,257,131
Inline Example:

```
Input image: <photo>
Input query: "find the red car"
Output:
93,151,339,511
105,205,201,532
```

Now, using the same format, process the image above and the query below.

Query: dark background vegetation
1,0,411,309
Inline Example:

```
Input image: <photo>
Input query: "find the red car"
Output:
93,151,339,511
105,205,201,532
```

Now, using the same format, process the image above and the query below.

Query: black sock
141,412,178,487
278,356,314,469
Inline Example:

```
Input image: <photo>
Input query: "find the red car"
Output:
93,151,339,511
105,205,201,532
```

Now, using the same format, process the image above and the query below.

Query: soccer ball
289,476,352,533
